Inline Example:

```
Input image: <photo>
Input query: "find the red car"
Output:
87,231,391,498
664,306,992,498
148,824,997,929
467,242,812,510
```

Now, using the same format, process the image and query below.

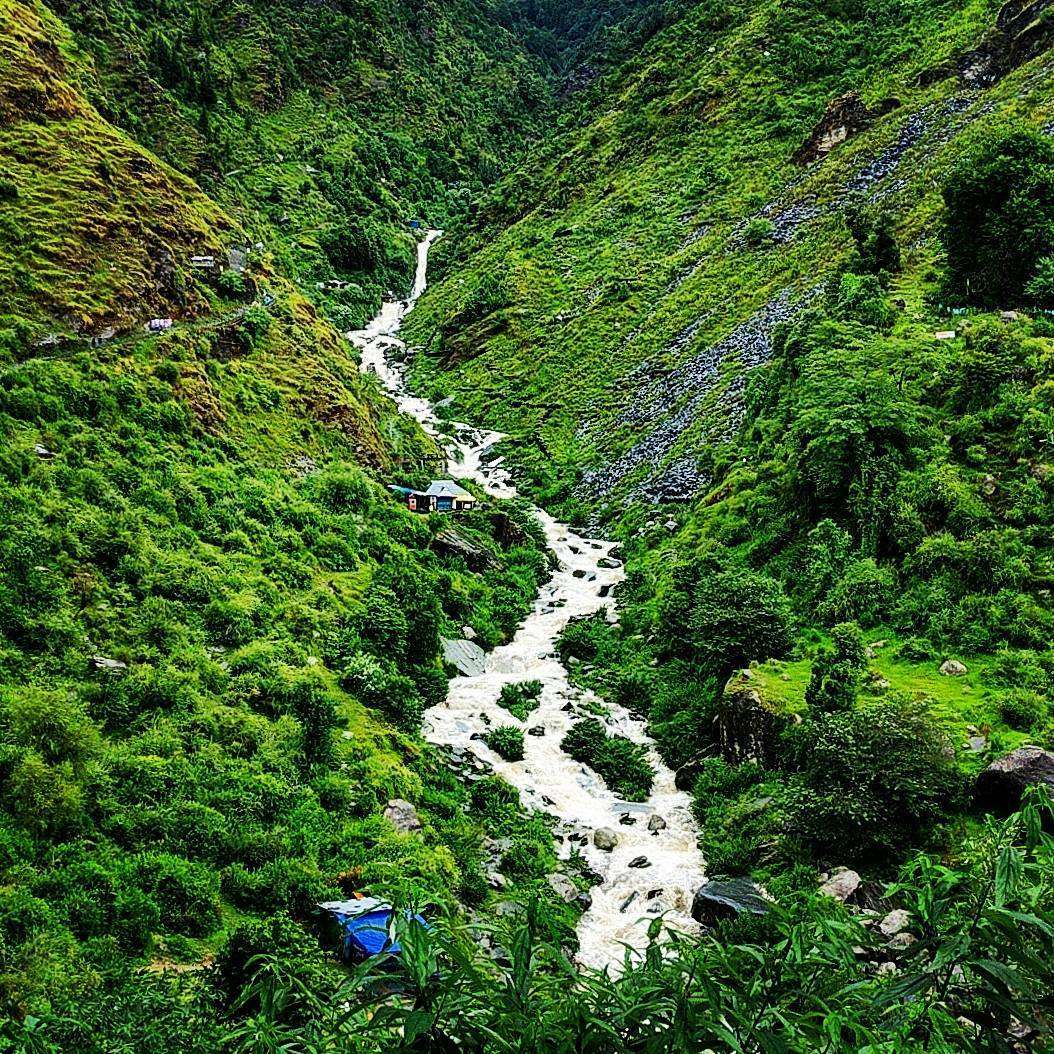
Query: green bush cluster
486,725,526,761
0,319,550,1017
560,718,654,801
497,679,543,720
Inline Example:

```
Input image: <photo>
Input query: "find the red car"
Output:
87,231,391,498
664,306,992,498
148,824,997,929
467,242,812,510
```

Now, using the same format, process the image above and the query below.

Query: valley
1,0,1054,1049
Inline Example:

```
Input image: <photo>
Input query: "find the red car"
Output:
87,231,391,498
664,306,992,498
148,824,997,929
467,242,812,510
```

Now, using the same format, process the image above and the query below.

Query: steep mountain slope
38,0,561,327
0,0,569,1034
407,0,1054,508
404,0,1054,907
2,0,1054,1048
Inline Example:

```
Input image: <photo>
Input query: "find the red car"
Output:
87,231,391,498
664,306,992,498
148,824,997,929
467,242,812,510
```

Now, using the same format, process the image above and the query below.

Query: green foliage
785,694,962,859
65,795,1045,1054
486,725,525,761
560,718,653,801
998,689,1048,731
804,622,867,714
497,679,543,720
942,130,1054,307
657,559,793,683
845,204,901,279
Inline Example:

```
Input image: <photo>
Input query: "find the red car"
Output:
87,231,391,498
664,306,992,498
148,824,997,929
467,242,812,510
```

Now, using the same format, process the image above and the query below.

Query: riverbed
349,232,704,968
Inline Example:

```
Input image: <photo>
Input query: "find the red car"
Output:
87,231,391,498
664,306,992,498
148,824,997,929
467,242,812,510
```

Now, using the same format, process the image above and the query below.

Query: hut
388,480,476,514
423,480,476,512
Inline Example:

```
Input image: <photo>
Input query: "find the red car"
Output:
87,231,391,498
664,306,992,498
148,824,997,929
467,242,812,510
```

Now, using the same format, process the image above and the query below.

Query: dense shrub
998,690,1048,731
804,622,867,714
784,696,961,859
486,725,525,761
942,130,1054,307
561,718,654,801
497,679,543,720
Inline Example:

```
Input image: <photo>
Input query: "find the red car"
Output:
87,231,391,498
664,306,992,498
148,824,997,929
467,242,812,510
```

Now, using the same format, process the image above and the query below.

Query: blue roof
322,900,429,961
344,909,399,957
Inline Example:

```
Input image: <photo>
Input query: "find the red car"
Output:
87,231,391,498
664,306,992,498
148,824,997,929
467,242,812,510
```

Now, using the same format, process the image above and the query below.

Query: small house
190,255,216,269
388,480,477,514
147,318,173,332
424,480,476,512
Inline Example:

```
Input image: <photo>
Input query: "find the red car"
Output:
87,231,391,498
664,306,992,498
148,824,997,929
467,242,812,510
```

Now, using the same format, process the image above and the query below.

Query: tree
942,130,1054,307
845,203,901,278
804,621,867,714
658,559,793,686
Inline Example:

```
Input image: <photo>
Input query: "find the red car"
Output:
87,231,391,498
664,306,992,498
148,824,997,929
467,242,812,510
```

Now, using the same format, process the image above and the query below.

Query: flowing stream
349,232,705,968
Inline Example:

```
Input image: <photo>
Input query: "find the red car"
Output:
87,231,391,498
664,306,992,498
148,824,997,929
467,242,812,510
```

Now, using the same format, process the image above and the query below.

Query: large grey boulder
976,746,1054,813
441,637,487,677
691,878,769,927
593,828,619,852
432,526,496,572
383,798,422,835
939,659,967,676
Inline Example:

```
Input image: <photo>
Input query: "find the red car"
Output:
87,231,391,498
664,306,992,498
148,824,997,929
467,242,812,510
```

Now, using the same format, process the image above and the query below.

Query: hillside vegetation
407,0,1054,857
3,0,1054,1050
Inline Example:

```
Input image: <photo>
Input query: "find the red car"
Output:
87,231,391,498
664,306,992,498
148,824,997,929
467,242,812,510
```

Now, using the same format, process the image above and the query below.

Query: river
348,232,704,968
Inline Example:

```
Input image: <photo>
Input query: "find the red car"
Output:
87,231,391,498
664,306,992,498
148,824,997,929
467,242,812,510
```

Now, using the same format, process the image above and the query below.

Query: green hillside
405,0,1054,820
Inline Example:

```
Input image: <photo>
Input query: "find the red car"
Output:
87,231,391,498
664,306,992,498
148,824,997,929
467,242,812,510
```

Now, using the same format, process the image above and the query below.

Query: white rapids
348,231,705,969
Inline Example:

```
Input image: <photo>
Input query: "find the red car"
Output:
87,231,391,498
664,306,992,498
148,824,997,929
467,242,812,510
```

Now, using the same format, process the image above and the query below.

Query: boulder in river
627,855,651,869
975,746,1054,813
646,814,667,833
692,878,769,927
441,637,487,677
593,827,619,852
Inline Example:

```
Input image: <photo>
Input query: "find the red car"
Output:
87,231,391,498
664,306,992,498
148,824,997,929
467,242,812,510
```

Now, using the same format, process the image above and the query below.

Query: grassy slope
406,0,1053,507
403,0,1054,852
0,0,232,332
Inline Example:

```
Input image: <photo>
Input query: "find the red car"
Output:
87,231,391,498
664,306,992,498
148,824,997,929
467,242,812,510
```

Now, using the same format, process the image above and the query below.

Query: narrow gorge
350,234,705,967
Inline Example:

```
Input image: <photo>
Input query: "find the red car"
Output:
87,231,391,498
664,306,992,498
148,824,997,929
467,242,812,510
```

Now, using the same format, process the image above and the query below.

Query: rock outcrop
383,798,422,834
916,0,1054,88
715,673,791,767
975,746,1054,813
794,92,900,165
431,525,497,572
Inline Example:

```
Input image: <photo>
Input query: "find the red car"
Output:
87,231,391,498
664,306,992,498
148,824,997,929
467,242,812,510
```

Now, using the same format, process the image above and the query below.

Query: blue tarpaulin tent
319,897,429,963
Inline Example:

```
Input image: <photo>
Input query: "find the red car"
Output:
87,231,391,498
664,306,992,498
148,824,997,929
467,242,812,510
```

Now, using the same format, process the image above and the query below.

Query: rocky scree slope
405,0,1054,511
